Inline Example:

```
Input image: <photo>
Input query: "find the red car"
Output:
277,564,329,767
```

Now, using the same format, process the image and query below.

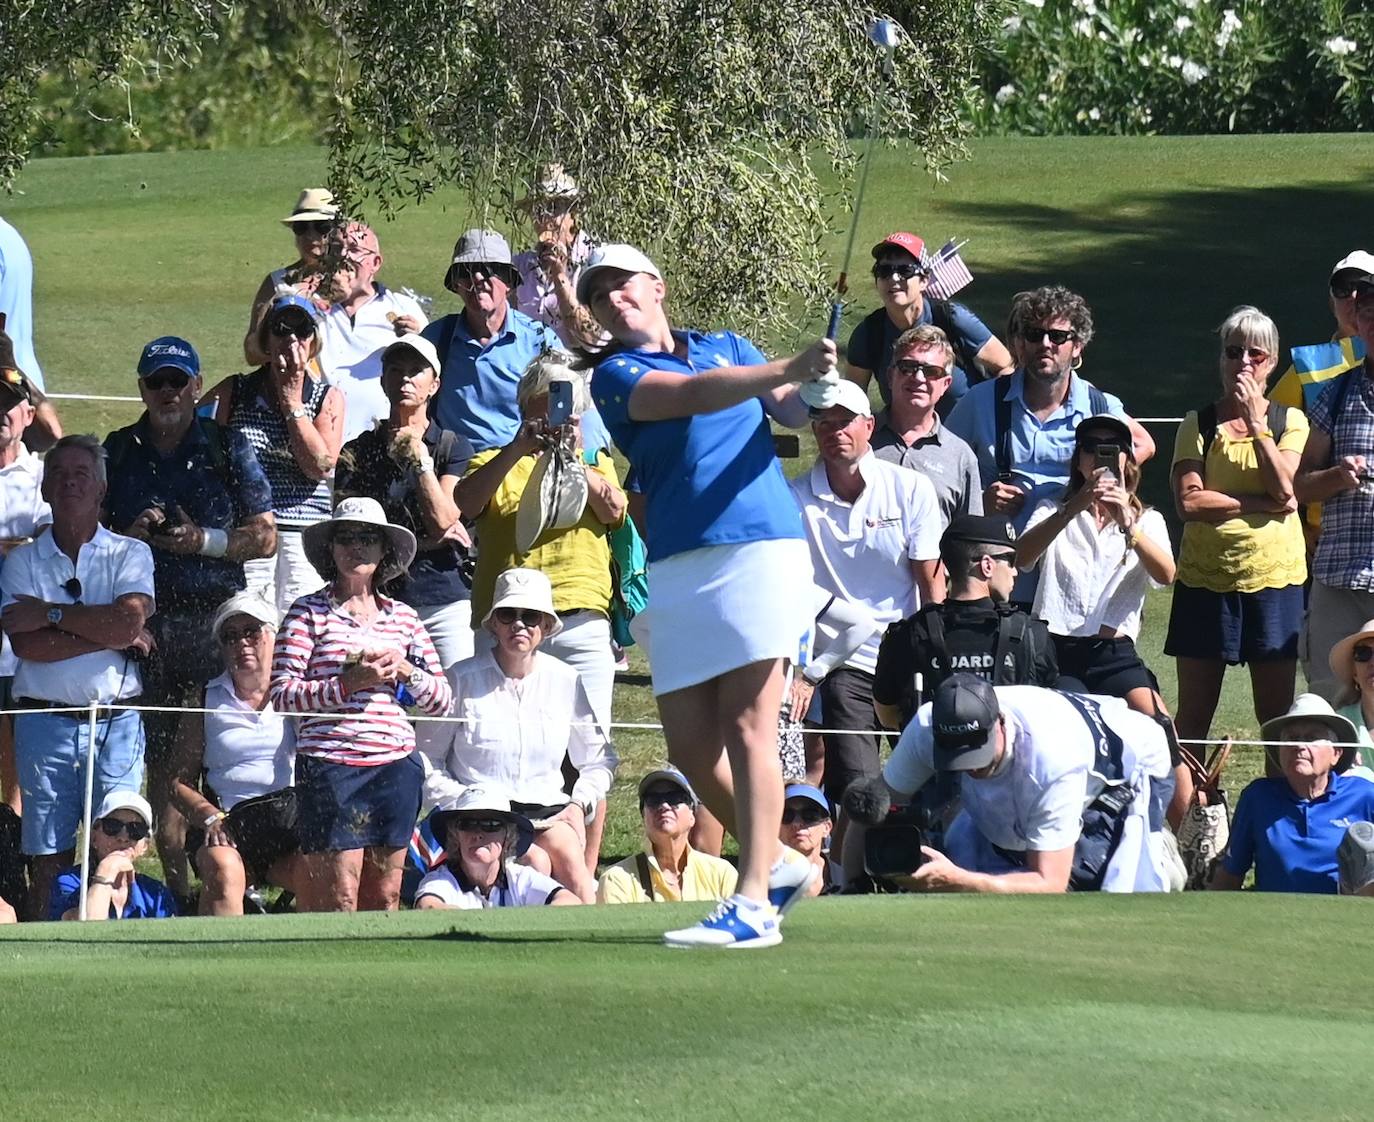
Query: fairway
3,895,1370,1120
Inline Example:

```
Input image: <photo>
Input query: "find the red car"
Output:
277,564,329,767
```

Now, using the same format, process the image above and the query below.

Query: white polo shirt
0,524,155,704
0,446,51,677
1022,502,1170,641
317,283,428,443
790,452,941,674
414,861,564,908
884,686,1172,856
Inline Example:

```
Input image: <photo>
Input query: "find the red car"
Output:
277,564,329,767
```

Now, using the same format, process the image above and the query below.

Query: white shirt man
877,679,1178,893
789,378,943,806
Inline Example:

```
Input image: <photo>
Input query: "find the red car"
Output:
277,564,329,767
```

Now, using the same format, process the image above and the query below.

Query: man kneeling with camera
842,674,1183,893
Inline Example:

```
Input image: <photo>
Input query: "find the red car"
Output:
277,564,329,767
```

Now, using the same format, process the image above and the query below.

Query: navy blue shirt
50,866,179,920
103,417,274,610
1222,771,1374,893
336,421,475,606
591,330,803,563
846,301,994,417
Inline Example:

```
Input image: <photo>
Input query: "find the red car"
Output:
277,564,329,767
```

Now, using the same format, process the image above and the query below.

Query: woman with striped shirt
270,497,451,912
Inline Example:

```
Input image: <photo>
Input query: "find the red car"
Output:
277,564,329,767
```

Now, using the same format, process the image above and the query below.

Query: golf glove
799,368,844,410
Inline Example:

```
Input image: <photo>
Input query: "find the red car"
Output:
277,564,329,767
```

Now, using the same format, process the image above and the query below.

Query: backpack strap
927,301,981,382
437,314,460,371
1197,403,1220,460
921,606,949,685
1085,381,1109,417
634,852,656,901
992,605,1029,684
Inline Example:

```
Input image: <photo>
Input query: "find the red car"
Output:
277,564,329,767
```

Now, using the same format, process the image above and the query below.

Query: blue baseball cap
783,784,831,815
137,336,200,379
638,766,698,807
265,293,323,327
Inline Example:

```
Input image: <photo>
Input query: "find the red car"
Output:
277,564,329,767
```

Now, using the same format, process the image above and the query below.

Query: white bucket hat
514,441,588,554
211,589,279,640
481,567,563,637
1261,693,1361,772
430,785,534,857
302,497,418,585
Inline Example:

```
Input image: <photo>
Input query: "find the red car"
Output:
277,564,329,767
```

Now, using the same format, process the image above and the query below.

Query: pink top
270,589,452,766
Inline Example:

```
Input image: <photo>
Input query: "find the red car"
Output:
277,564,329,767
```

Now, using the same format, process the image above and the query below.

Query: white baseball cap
809,378,873,419
381,333,441,373
575,243,662,305
1331,251,1374,280
95,789,154,829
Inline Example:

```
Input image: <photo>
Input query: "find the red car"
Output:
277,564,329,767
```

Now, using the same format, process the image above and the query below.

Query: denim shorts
14,708,146,855
1163,581,1304,665
295,752,423,854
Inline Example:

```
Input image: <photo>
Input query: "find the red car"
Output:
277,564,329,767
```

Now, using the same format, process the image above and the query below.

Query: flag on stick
925,239,973,300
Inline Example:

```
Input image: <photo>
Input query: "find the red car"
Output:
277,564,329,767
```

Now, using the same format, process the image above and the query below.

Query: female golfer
580,244,834,948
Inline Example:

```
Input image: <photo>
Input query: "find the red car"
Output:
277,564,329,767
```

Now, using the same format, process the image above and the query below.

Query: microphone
842,775,892,826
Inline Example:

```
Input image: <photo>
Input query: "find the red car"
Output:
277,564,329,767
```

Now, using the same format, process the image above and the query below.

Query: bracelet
416,455,436,475
199,527,229,559
203,811,227,829
89,875,115,888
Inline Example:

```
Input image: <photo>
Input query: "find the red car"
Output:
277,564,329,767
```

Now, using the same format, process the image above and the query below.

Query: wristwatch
46,606,63,627
285,405,309,421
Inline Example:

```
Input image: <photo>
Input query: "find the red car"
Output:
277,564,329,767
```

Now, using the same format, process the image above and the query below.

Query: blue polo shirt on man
102,417,273,610
591,330,803,563
1222,771,1374,893
422,307,559,454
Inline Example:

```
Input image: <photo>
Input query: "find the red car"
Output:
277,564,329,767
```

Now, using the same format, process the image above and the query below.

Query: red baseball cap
871,232,925,261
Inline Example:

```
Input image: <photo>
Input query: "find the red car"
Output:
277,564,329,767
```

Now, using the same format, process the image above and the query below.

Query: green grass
2,894,1371,1120
9,134,1361,852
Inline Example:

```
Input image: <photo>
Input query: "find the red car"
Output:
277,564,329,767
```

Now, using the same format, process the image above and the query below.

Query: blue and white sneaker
663,895,782,949
768,847,819,920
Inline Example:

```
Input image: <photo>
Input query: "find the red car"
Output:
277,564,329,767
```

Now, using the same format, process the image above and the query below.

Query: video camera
845,774,954,883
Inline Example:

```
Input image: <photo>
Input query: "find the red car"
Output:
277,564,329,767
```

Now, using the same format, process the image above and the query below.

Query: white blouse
1023,502,1170,640
203,672,296,809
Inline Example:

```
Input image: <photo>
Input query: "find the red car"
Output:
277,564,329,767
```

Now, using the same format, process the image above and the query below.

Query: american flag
924,239,974,301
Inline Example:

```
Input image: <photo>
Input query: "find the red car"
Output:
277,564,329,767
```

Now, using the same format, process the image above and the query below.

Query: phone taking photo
1094,443,1120,482
547,380,575,428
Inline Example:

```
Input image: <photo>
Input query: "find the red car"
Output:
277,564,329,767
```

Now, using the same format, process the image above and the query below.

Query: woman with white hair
452,348,626,736
422,567,615,903
1166,305,1309,750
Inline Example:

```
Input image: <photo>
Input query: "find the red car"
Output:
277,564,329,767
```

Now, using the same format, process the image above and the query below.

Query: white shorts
634,538,813,696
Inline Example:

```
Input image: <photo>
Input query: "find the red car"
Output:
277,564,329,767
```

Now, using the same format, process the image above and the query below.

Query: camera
864,819,928,878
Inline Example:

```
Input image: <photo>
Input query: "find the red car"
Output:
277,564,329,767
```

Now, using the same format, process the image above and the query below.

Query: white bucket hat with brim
515,442,588,554
1329,618,1374,693
211,589,279,640
481,567,563,637
430,786,535,858
1261,693,1361,773
302,496,418,585
281,187,339,226
516,163,581,210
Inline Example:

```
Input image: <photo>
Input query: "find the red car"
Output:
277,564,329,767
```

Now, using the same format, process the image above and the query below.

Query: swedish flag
1270,335,1365,411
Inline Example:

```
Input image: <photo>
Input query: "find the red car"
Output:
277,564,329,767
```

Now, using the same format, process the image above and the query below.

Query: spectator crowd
1,182,1373,939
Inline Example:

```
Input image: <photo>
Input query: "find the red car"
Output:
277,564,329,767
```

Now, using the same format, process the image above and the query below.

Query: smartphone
548,380,574,428
1094,444,1120,481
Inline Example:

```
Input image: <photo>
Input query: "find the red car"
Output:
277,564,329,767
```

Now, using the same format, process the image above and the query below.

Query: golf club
827,17,902,342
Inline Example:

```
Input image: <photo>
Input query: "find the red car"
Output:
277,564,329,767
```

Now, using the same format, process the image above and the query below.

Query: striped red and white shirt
270,589,452,766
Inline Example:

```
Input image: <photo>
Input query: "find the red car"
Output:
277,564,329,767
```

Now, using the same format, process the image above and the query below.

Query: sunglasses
1020,326,1078,346
781,806,830,826
642,790,692,809
220,622,266,645
451,264,505,284
985,551,1018,565
1223,344,1270,363
892,359,950,381
291,220,335,238
142,371,192,393
1354,645,1374,664
333,530,384,547
872,261,925,282
455,817,508,834
268,317,316,339
98,817,150,841
494,607,546,628
63,577,82,602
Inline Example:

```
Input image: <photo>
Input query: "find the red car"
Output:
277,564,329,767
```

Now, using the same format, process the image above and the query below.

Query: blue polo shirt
591,330,803,563
103,417,274,610
50,866,180,920
1222,772,1374,893
422,307,559,454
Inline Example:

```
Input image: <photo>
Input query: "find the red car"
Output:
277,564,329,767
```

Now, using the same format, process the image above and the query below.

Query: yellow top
1173,406,1309,593
596,846,739,904
467,447,624,625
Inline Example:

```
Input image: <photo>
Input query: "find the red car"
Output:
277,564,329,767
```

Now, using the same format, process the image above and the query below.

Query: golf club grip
826,301,843,340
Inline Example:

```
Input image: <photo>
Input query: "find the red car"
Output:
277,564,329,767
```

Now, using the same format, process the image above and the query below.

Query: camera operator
872,514,1057,732
842,675,1182,893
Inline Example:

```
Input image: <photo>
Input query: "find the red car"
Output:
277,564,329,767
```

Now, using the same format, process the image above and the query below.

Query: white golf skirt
632,537,813,697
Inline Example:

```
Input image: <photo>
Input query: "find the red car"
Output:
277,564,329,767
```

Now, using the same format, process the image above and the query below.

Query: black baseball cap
940,514,1017,553
931,673,1001,771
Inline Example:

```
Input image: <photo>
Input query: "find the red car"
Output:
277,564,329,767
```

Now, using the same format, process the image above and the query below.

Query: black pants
819,668,886,807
